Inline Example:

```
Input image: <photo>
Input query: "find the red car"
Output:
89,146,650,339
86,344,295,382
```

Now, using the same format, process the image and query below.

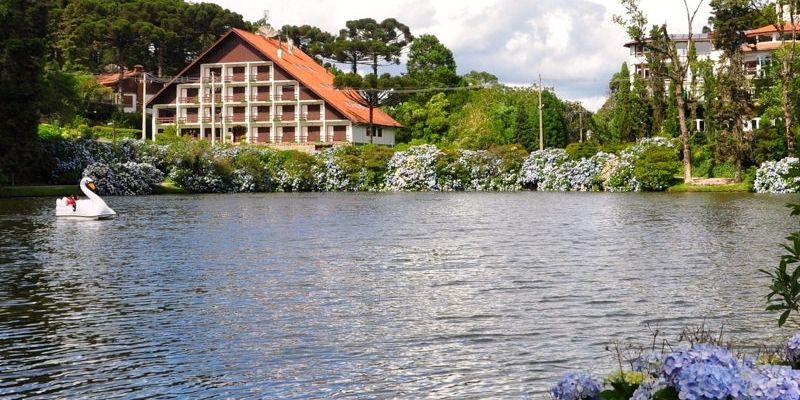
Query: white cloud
208,0,711,111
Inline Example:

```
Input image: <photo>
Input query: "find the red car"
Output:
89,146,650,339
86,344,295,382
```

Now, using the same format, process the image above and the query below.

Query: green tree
709,0,756,182
0,0,49,184
406,34,459,89
609,63,650,143
331,18,412,74
615,0,705,183
393,92,450,143
280,24,334,65
462,70,499,87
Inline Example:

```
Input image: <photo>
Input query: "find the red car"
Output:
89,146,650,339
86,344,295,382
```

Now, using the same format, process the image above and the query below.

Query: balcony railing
157,117,176,124
250,94,273,102
224,95,248,103
224,75,247,83
249,73,270,81
203,95,223,103
178,96,199,104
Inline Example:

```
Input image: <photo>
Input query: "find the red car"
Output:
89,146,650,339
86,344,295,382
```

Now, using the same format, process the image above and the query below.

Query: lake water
0,192,796,398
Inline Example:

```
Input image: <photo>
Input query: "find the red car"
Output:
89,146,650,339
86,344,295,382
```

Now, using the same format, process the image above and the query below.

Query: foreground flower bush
753,157,800,193
552,334,800,400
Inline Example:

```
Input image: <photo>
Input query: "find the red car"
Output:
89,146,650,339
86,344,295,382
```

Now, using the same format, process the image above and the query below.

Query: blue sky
207,0,711,111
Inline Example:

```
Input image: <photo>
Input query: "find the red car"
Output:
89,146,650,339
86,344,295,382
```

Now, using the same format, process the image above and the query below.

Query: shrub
753,157,800,193
566,142,599,160
83,161,163,195
632,146,681,191
385,144,442,191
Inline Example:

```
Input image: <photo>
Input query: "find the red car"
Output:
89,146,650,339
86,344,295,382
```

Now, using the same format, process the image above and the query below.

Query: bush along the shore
551,333,800,400
46,136,698,195
753,157,800,193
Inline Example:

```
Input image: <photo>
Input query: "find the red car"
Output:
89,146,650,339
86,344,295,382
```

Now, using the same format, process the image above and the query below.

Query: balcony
178,116,200,124
224,95,248,103
203,95,223,103
249,73,270,82
157,117,176,124
178,96,200,104
224,75,247,83
251,114,270,122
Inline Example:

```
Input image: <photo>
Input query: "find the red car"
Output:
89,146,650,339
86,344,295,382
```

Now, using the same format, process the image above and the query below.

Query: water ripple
0,192,794,397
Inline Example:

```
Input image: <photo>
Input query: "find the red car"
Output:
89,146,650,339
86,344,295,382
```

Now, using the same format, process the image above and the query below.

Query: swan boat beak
87,181,96,192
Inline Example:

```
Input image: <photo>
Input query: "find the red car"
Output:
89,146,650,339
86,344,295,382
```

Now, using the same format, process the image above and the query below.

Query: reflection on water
0,192,795,398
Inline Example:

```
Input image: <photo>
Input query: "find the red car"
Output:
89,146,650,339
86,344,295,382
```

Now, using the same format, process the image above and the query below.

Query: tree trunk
674,83,693,183
157,45,164,78
782,59,795,155
734,152,743,183
368,104,374,144
372,54,378,75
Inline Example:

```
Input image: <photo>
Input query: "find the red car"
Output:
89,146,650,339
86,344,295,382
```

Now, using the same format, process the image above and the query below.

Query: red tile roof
149,28,401,128
96,69,141,86
746,23,800,36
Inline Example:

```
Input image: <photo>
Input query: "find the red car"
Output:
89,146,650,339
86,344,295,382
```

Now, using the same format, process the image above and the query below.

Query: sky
206,0,712,111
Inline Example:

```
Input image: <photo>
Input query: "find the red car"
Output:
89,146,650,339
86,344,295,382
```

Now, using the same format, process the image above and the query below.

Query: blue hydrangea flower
631,377,667,400
746,365,800,400
633,351,663,376
785,333,800,363
550,371,602,400
661,344,742,384
674,362,747,400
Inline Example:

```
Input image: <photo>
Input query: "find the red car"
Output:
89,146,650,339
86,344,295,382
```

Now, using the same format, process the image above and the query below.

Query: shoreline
0,181,757,198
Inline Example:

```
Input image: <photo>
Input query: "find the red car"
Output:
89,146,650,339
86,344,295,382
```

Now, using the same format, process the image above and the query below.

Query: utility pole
538,74,544,151
141,72,147,140
578,102,583,143
211,72,216,144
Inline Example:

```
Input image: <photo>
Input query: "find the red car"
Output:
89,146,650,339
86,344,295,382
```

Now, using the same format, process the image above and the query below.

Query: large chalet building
147,28,401,147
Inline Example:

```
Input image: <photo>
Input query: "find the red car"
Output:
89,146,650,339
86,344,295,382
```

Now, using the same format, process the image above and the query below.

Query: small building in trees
96,65,164,114
147,28,401,147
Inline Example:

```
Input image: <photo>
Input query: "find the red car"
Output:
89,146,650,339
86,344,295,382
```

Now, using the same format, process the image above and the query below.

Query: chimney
277,47,282,59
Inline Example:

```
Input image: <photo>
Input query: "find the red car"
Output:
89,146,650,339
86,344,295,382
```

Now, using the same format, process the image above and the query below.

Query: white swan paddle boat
55,177,116,219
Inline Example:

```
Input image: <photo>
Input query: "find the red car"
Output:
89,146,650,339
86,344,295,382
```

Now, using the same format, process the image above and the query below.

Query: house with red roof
96,65,164,114
147,28,402,147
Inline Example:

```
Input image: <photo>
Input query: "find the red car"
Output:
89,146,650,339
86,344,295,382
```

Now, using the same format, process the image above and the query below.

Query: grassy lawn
1,182,187,197
667,182,751,192
0,185,79,198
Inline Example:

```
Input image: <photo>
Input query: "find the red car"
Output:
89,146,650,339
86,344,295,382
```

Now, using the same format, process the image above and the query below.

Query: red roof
96,69,141,86
149,28,401,128
746,23,800,36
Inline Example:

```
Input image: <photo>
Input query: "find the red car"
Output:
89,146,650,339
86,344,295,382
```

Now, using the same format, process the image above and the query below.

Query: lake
0,192,795,398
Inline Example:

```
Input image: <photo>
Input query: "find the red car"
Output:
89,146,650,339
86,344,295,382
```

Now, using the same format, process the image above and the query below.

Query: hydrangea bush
385,144,442,191
754,158,800,193
83,161,164,196
553,334,800,400
48,137,689,195
551,371,603,400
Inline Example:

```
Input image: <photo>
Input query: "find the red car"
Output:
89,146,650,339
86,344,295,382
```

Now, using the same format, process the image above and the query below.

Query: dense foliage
45,136,686,195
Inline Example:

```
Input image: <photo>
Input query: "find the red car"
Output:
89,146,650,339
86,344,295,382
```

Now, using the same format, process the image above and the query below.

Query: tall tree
331,18,412,74
709,0,757,181
615,0,706,183
406,34,459,89
609,63,650,143
0,0,49,184
280,24,334,65
753,0,799,154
